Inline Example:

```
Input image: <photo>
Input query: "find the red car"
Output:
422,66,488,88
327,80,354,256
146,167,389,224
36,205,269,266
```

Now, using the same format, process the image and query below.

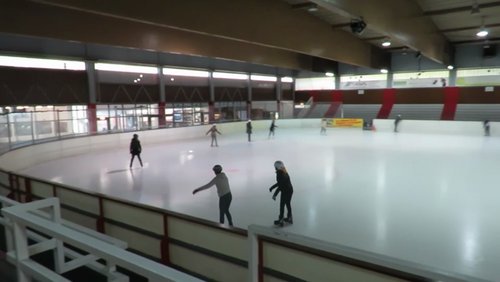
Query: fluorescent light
382,40,391,47
250,74,277,82
281,77,294,83
447,65,454,70
95,63,158,74
213,71,248,80
325,72,334,77
0,55,85,70
476,29,488,37
163,67,209,77
380,69,389,74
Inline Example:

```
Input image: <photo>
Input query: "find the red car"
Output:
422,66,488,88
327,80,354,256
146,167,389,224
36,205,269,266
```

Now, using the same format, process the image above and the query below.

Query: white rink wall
2,118,498,171
0,119,322,171
373,119,500,136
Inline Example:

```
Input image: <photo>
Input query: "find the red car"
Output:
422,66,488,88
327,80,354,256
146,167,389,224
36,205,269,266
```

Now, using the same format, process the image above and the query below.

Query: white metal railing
1,197,202,282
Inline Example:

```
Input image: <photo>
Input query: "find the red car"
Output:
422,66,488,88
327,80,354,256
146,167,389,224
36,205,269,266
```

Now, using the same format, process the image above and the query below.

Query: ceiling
0,0,499,73
285,0,500,59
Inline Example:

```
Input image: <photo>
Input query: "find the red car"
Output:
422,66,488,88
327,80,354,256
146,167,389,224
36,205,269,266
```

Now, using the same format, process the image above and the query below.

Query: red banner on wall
376,89,396,119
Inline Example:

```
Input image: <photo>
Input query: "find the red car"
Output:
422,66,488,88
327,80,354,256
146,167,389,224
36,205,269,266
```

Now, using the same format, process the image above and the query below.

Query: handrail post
12,221,30,282
161,213,170,265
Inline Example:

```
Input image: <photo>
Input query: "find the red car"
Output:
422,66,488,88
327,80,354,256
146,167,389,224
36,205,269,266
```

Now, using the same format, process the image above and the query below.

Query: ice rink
18,127,500,281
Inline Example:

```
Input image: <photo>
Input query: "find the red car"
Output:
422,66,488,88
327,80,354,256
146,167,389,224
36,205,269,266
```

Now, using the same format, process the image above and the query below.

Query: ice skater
192,165,233,226
484,120,490,136
320,118,327,135
269,160,294,226
206,124,221,147
394,114,402,133
129,134,143,168
246,120,252,142
268,118,278,139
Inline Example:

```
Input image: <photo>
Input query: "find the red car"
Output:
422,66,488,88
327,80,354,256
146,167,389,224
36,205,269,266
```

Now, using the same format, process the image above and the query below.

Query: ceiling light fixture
325,72,334,77
476,28,488,37
447,65,454,70
477,16,488,37
307,3,318,12
381,39,391,47
380,69,388,74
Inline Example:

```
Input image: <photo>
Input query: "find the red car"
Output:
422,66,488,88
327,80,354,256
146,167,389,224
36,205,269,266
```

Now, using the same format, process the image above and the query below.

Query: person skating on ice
192,165,233,226
129,134,143,168
206,124,221,147
246,120,252,142
320,118,327,135
269,160,294,226
394,114,402,133
484,120,490,136
268,118,278,139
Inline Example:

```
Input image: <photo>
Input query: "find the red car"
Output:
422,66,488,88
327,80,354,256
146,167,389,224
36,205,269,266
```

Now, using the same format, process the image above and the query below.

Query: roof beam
423,1,500,16
18,0,389,70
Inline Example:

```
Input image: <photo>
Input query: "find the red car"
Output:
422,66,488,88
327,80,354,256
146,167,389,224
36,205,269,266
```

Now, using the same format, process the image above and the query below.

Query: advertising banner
332,118,363,128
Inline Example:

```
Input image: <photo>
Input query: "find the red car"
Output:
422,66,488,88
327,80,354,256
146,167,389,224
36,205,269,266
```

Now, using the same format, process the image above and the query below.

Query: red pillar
87,103,97,134
376,89,396,119
441,87,459,120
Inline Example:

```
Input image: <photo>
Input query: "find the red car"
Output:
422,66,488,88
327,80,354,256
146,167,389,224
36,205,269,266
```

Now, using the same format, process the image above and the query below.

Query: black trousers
219,193,233,225
130,153,143,167
279,192,293,220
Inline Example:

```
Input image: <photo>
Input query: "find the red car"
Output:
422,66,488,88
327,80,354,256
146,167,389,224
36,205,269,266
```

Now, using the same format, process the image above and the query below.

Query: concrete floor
19,127,500,281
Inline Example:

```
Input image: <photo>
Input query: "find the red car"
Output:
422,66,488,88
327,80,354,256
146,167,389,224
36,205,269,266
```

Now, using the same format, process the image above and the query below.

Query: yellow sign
332,118,363,128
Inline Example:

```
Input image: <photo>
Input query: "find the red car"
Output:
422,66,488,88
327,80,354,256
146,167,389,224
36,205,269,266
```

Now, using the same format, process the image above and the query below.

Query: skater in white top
206,125,221,147
320,118,327,135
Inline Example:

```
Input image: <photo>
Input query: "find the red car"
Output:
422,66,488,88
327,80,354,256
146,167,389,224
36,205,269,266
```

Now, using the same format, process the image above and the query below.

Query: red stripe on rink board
324,90,343,117
376,89,396,119
441,87,459,120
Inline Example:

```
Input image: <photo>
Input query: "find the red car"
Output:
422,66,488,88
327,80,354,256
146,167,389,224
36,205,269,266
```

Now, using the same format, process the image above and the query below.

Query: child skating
206,124,221,147
269,160,294,227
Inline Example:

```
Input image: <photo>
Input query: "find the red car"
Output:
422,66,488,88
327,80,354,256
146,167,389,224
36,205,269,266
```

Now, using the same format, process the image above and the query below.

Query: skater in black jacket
129,134,143,168
484,120,490,136
269,160,294,226
246,120,252,142
268,118,278,139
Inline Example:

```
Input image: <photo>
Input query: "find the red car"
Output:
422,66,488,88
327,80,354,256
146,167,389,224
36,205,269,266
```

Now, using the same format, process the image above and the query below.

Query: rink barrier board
105,222,162,258
103,200,164,235
167,216,247,261
169,244,248,282
261,239,412,282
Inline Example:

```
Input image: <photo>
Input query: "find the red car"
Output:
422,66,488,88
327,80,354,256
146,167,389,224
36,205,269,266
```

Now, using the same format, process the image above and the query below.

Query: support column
335,75,341,90
209,72,215,123
449,68,457,87
247,75,252,120
86,61,98,134
276,79,282,119
386,71,394,88
158,66,166,128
